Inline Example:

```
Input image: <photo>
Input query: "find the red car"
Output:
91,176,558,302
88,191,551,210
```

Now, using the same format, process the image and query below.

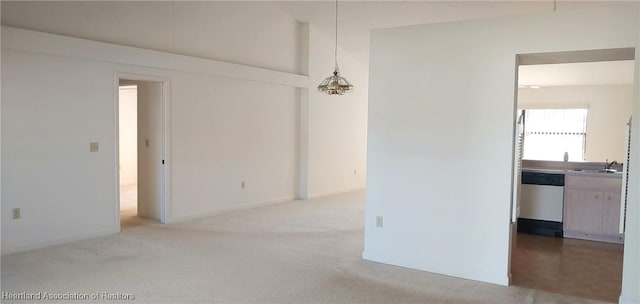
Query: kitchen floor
511,232,624,303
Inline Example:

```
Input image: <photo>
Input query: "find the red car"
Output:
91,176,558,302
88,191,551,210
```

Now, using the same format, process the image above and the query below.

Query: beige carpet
1,191,610,303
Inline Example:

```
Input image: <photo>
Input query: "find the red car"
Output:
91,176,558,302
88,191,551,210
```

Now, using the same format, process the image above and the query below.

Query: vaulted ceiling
276,1,638,63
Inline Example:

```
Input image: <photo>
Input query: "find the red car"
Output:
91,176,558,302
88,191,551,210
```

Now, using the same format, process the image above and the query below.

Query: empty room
1,1,639,304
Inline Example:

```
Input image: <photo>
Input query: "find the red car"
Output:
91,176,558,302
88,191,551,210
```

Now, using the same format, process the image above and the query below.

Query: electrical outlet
145,139,150,148
89,142,99,152
376,216,383,228
241,181,246,189
354,169,357,175
12,208,21,219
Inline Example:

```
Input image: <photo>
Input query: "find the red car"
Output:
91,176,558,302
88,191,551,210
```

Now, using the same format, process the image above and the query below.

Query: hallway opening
118,78,166,228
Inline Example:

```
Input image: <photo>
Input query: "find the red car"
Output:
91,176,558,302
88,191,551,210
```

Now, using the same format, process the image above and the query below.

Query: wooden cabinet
601,191,622,236
564,189,602,234
563,173,623,244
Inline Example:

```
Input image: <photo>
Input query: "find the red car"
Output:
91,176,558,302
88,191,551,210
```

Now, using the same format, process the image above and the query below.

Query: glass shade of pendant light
317,0,354,95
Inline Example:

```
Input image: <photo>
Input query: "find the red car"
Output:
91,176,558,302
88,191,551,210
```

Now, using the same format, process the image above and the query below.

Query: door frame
508,47,636,286
114,72,171,228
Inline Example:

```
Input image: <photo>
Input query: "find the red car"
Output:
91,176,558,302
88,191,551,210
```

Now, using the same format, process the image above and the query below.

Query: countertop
565,170,623,179
523,167,623,179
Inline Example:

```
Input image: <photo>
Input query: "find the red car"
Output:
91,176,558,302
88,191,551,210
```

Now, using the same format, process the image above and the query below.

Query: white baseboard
361,251,509,286
167,195,296,223
1,226,119,256
619,295,639,304
307,187,365,200
564,230,624,244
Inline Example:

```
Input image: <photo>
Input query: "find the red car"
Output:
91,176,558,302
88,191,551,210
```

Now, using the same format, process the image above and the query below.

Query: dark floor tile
512,233,623,303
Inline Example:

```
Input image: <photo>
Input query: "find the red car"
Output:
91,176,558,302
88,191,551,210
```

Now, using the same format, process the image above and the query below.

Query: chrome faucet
605,159,618,170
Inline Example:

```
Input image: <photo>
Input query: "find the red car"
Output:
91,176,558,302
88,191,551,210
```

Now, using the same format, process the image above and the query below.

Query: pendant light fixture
317,0,354,95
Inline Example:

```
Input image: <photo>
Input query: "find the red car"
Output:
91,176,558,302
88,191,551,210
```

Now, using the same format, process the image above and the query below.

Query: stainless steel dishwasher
517,170,565,237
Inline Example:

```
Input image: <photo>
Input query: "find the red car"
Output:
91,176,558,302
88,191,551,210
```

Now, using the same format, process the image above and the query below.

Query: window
522,109,588,161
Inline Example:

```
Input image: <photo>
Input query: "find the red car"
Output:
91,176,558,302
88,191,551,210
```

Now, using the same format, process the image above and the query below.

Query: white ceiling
519,60,636,87
276,1,639,63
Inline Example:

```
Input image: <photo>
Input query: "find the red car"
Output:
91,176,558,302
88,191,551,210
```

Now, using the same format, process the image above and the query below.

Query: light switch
12,208,20,219
89,142,99,152
145,139,149,148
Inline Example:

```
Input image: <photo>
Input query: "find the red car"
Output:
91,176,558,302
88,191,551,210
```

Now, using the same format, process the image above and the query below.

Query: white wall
0,0,368,200
169,72,299,221
2,49,120,253
136,81,163,221
365,6,639,290
0,31,300,253
620,9,640,303
306,25,368,198
118,86,137,186
518,85,634,162
1,2,368,254
0,1,302,74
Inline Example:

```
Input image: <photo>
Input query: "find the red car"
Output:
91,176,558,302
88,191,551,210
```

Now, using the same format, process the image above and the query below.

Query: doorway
117,76,169,229
509,48,635,302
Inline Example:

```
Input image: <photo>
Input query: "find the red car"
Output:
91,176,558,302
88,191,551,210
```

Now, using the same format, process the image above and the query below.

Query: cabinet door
601,191,622,236
564,189,603,234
